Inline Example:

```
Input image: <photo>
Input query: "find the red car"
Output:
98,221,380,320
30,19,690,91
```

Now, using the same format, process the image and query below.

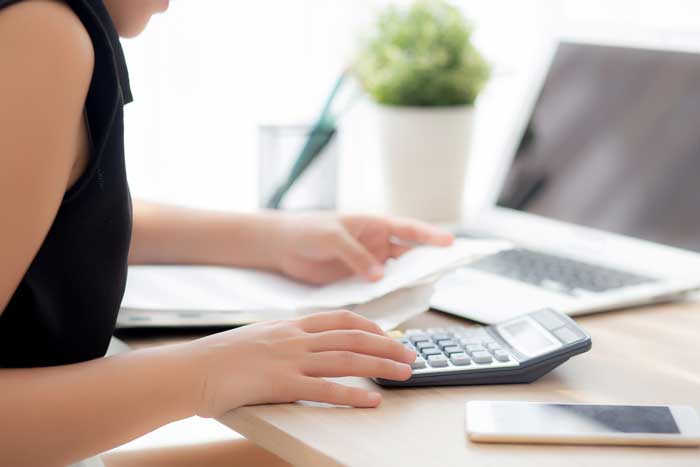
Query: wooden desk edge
219,408,338,467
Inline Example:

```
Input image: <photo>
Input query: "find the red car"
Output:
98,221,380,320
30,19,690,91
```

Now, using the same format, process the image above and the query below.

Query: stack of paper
117,239,508,330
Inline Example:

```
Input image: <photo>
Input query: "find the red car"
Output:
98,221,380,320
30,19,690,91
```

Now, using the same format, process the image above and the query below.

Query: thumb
335,230,384,281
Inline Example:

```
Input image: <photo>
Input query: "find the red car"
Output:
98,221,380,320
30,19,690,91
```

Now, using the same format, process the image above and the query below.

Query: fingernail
368,392,381,403
368,265,384,280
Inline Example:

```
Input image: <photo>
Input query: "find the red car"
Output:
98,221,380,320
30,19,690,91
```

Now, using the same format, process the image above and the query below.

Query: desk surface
214,303,700,467
125,303,700,466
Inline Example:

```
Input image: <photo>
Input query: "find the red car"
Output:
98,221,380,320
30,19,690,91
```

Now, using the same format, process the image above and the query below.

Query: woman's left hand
274,213,454,285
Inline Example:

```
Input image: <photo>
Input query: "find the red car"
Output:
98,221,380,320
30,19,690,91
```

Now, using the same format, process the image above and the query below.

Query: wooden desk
212,303,700,466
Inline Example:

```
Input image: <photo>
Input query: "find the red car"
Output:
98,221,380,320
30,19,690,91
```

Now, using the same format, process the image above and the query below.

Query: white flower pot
376,104,474,223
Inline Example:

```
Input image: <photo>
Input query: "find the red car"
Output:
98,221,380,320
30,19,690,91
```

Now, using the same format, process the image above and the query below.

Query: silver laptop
431,39,700,324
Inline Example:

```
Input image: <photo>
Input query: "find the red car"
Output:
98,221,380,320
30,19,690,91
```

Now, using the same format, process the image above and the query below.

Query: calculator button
534,309,566,331
443,345,463,355
452,331,473,339
459,338,483,346
426,327,448,334
553,327,581,344
493,350,510,362
421,347,442,357
430,333,451,342
416,341,436,351
427,354,449,367
465,344,486,352
437,339,458,349
485,342,502,351
409,335,431,344
450,353,471,366
471,351,493,364
411,357,427,369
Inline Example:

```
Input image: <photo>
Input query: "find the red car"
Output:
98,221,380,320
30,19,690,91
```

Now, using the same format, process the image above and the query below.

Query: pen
266,72,348,209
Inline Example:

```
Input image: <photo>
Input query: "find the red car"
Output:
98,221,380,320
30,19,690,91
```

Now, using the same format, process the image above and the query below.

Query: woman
0,1,454,466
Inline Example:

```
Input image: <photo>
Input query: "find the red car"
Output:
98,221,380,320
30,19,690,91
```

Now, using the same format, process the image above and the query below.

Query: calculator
375,309,591,387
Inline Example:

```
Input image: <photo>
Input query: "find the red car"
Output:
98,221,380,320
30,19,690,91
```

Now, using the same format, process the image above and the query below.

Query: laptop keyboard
468,248,656,295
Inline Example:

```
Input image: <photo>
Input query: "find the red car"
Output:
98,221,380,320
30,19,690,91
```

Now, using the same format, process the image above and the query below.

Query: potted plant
354,0,490,222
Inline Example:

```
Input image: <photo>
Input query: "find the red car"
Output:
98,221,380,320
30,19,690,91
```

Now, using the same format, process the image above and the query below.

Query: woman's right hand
184,310,416,418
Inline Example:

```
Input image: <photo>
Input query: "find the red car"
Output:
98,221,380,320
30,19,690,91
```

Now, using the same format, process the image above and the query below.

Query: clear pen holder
258,122,338,211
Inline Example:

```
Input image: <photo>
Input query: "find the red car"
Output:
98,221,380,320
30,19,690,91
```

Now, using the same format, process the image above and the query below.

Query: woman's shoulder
0,0,95,73
0,0,95,177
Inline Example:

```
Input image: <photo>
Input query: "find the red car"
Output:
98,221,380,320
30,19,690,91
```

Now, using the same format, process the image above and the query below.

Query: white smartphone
466,401,700,447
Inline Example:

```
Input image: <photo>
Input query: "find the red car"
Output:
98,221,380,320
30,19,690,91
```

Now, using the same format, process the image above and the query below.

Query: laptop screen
497,42,700,253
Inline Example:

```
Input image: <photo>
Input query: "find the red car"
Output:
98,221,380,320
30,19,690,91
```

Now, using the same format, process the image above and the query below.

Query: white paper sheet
118,239,508,329
348,281,436,331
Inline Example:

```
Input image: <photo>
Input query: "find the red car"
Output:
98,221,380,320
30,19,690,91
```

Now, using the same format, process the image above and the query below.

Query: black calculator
375,309,591,387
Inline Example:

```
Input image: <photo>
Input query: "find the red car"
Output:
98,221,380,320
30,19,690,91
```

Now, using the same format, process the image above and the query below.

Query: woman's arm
129,201,283,270
129,201,454,284
1,345,198,467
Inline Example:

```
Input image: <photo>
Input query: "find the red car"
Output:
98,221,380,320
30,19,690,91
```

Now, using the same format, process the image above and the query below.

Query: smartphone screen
466,401,700,446
482,402,680,434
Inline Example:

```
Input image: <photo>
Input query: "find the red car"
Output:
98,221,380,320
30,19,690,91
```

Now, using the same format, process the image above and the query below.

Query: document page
119,239,508,328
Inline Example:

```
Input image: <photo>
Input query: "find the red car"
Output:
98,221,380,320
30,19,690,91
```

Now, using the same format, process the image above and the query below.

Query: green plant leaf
354,0,490,107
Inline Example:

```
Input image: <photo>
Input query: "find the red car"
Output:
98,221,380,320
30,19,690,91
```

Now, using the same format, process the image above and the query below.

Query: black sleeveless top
0,0,132,368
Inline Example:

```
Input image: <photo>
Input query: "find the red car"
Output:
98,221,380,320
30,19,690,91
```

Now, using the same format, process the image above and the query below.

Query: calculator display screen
501,319,558,356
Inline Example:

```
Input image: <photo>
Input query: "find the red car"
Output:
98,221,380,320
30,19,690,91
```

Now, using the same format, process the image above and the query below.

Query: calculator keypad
401,326,518,374
377,309,591,387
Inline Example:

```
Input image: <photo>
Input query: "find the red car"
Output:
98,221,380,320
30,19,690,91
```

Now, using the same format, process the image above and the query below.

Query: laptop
431,39,700,324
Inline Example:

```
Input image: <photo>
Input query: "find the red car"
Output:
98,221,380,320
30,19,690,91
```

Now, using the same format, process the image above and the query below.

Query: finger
389,243,412,258
389,218,454,246
303,351,413,380
308,330,416,363
297,377,382,408
292,260,353,286
335,229,384,281
297,310,385,336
